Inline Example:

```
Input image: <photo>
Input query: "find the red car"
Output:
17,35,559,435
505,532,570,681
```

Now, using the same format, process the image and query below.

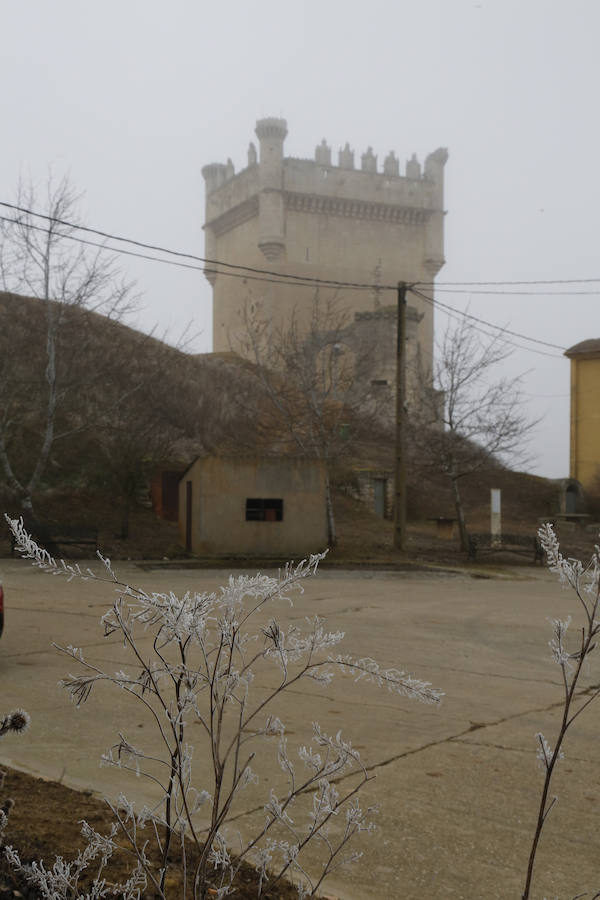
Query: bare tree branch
411,316,540,551
235,295,384,545
0,175,139,513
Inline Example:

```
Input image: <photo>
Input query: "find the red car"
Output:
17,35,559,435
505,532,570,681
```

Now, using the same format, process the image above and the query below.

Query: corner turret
423,148,449,277
201,162,228,196
255,117,288,261
424,147,449,184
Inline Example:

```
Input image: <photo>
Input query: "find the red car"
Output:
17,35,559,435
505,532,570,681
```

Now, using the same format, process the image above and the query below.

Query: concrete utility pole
393,281,407,550
490,488,502,547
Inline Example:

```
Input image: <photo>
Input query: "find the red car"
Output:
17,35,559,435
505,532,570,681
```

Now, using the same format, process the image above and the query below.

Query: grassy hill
1,291,584,566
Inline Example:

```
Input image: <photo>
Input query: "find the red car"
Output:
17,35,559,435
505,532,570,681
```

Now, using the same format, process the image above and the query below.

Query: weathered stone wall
178,455,328,556
202,118,448,375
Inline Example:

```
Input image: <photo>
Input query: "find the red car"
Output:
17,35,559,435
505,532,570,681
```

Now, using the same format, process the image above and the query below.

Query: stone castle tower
202,118,448,366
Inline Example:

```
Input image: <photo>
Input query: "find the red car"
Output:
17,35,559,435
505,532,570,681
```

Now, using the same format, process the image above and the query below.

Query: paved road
0,557,598,899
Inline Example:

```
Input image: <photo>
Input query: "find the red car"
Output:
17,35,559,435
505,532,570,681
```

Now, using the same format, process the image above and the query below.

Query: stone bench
467,532,544,565
11,521,98,557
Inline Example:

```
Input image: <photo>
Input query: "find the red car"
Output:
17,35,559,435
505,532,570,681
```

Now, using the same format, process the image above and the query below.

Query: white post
491,488,501,547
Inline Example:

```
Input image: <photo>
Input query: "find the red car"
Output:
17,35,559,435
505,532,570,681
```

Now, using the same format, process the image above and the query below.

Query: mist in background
2,0,597,479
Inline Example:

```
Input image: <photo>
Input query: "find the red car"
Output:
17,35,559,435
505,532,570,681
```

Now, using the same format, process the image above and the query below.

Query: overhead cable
0,201,390,291
0,203,573,358
3,199,600,293
417,277,600,286
431,287,600,296
410,287,567,356
0,215,380,292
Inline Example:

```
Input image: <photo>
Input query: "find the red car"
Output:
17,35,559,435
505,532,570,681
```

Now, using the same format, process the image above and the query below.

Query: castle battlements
203,124,447,219
203,125,446,193
202,117,447,360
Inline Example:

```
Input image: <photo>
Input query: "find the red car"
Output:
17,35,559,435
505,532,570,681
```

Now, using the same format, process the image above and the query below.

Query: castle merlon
202,118,448,200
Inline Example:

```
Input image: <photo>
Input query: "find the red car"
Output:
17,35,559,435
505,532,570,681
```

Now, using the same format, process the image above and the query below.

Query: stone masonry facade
202,118,448,398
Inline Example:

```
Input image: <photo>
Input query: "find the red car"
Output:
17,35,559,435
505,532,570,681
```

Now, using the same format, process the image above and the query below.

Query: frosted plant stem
523,525,600,899
522,679,574,899
5,518,440,899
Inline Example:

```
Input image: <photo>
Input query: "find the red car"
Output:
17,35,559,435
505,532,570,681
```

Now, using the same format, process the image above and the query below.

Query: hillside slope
0,291,573,563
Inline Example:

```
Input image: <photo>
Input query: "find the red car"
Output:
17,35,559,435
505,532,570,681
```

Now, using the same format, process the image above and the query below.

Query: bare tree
237,296,382,546
83,381,179,540
6,516,441,898
412,316,537,551
82,344,215,539
0,176,138,514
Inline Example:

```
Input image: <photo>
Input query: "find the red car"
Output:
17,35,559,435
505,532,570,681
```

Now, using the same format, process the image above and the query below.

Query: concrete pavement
0,558,598,899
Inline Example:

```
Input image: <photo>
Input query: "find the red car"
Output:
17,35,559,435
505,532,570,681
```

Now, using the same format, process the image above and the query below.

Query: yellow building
565,339,600,491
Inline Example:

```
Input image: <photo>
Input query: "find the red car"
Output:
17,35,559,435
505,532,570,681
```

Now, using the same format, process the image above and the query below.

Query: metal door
374,478,386,518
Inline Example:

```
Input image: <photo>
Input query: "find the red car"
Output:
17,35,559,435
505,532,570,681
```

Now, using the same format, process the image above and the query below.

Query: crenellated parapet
204,123,447,189
202,120,448,222
202,118,448,360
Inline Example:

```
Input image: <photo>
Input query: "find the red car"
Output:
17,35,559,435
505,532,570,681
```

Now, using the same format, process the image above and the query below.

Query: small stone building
202,117,447,369
178,456,328,557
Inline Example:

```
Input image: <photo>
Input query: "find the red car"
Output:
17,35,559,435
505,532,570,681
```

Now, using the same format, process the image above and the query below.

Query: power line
430,287,600,296
522,391,570,398
0,215,384,293
417,277,600,286
412,286,567,355
3,199,600,294
411,286,567,351
0,200,389,292
410,287,567,357
0,202,572,357
431,306,562,360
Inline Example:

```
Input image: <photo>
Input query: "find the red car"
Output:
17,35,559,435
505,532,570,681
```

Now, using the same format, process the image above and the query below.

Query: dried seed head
8,709,30,734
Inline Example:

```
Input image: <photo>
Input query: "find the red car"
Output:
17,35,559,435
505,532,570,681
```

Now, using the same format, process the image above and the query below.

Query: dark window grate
246,498,284,522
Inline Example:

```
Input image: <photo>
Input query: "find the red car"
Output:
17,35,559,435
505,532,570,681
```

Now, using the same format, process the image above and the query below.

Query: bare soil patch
2,475,598,574
0,766,307,899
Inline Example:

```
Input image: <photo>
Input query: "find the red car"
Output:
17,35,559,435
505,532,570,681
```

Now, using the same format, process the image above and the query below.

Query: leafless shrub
411,316,538,551
524,525,600,899
5,515,440,898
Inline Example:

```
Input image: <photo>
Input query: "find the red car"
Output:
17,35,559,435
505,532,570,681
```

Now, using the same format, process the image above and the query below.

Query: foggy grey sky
2,0,598,480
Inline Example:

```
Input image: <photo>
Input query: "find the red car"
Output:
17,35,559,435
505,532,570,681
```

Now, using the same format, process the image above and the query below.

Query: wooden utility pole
393,281,407,550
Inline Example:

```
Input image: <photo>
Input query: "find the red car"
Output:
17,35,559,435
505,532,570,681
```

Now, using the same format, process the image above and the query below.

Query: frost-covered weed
523,525,600,900
4,515,441,899
0,707,31,848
